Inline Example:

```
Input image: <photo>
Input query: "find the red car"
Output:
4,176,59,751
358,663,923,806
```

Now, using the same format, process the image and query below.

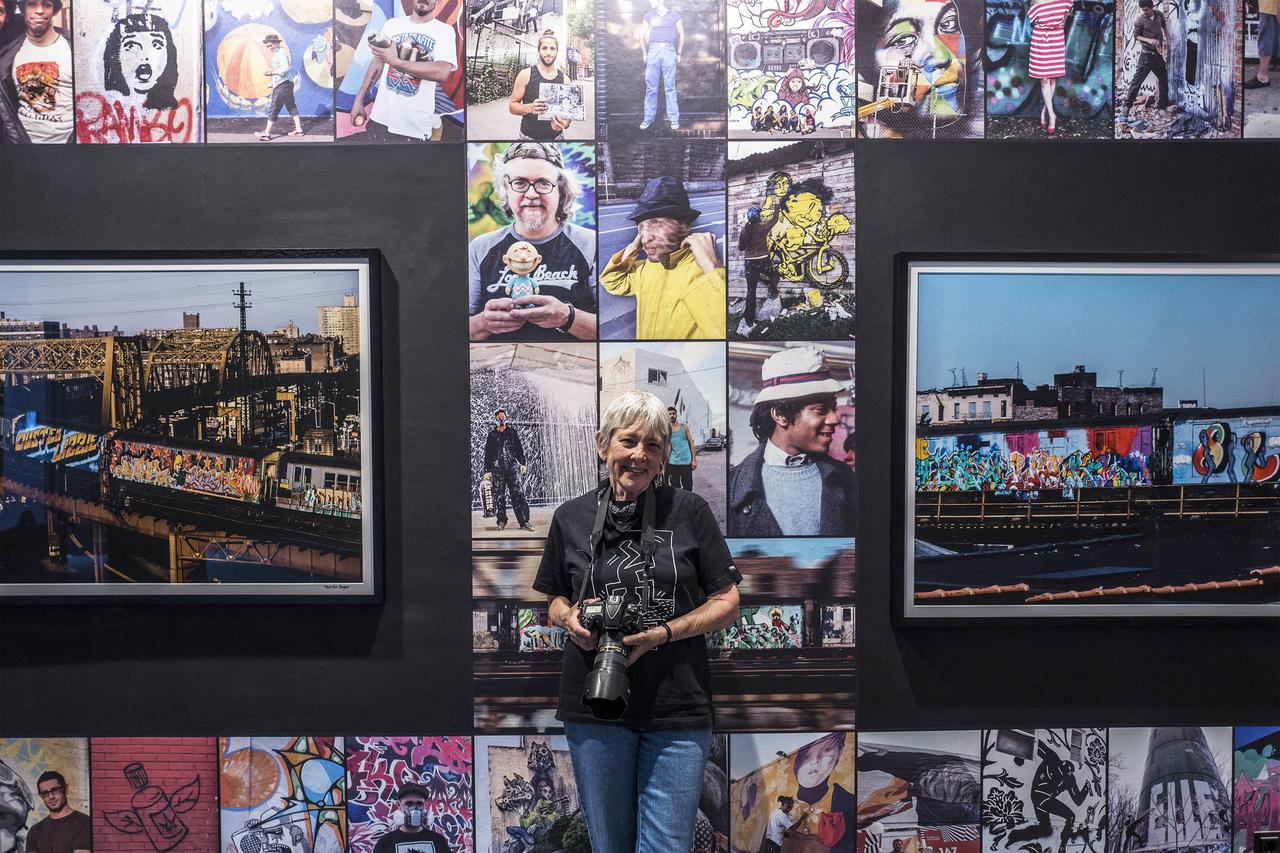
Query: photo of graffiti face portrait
105,13,178,109
856,0,985,137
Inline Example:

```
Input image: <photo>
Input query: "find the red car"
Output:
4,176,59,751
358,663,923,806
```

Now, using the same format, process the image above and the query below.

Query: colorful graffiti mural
983,729,1106,853
516,608,567,652
710,604,804,650
0,738,92,853
8,414,104,470
1173,417,1280,484
478,737,580,853
110,439,264,502
1115,0,1240,137
916,427,1154,491
219,737,346,853
72,0,204,142
1234,728,1280,853
727,0,855,136
985,0,1114,120
346,738,474,853
758,171,851,288
466,142,597,240
857,731,982,853
731,732,857,853
204,0,336,127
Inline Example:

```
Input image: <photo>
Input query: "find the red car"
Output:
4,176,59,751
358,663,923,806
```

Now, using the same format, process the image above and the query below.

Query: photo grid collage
1,728,1277,853
2,0,1279,143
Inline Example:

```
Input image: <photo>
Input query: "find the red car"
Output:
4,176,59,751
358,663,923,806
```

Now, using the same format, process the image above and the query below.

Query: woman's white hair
598,390,672,462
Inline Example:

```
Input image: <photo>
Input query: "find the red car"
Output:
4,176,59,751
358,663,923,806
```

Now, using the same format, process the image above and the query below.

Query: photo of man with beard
469,142,598,342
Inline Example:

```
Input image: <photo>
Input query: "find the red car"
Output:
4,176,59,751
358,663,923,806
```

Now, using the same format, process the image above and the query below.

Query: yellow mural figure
761,171,851,288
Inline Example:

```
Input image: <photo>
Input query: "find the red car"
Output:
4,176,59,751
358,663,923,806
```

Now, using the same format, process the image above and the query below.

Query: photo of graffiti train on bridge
0,257,376,596
912,408,1280,608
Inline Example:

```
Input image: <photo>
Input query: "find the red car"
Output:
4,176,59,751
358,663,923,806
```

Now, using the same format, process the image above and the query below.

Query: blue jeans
563,721,711,853
643,43,680,123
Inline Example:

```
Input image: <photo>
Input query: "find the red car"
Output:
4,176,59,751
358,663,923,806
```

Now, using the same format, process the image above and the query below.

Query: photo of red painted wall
91,738,219,853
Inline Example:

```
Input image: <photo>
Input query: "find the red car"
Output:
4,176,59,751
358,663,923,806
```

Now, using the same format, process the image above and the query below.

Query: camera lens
582,630,630,719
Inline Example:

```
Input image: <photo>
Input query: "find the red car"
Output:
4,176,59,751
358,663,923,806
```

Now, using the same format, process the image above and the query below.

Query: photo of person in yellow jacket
600,175,727,339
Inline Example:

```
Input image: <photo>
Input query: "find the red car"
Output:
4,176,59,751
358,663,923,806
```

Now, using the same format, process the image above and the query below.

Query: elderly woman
533,389,741,852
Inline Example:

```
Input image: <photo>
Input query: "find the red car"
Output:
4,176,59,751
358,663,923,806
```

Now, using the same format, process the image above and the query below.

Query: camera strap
576,480,657,604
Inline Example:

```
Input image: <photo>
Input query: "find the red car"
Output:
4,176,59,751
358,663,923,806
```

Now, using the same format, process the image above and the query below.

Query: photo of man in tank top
509,30,573,140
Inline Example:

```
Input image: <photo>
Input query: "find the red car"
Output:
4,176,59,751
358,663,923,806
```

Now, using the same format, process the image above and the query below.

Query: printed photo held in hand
727,0,855,138
204,0,335,142
335,0,462,141
599,341,728,531
598,141,728,340
1114,0,1241,138
0,0,75,144
464,0,595,141
596,0,726,137
856,731,981,853
468,142,598,343
855,0,985,138
469,341,598,539
730,732,858,853
985,0,1115,139
727,141,855,341
728,343,856,537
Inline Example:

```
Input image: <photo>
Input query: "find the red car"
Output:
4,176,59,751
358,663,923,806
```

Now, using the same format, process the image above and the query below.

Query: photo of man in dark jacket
482,407,533,531
728,346,855,536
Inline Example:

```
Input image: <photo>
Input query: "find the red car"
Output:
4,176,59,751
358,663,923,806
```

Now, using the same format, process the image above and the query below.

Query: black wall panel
1,140,1277,734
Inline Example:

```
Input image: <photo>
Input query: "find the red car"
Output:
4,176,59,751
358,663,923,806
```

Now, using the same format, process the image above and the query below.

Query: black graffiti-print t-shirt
533,485,741,731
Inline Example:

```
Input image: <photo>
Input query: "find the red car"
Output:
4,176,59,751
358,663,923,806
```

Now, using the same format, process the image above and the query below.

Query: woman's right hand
553,597,598,650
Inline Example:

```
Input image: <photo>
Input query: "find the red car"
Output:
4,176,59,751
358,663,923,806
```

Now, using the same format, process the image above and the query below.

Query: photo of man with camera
531,389,741,853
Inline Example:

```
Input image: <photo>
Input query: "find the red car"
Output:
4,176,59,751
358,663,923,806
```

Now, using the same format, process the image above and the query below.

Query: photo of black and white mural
1108,727,1232,853
857,731,981,853
982,728,1107,853
902,260,1280,618
0,256,379,598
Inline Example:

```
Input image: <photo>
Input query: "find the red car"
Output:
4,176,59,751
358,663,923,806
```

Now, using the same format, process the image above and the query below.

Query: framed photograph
0,250,382,600
897,255,1280,620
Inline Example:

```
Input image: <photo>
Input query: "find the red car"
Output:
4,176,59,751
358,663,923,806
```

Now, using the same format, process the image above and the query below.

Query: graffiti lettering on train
710,604,803,649
1172,417,1280,485
109,440,263,502
916,427,1154,491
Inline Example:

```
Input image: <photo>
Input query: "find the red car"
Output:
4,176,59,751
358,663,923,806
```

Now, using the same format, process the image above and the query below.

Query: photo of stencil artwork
464,0,595,140
92,737,218,853
219,738,347,853
730,732,857,853
727,0,855,137
598,141,727,340
599,341,728,530
596,0,727,137
475,735,730,851
469,342,597,539
0,738,91,853
74,0,204,143
726,141,854,341
1108,727,1232,853
1232,727,1280,853
727,341,856,537
204,0,335,142
985,0,1114,139
467,142,598,344
855,0,985,138
982,729,1107,853
1114,0,1241,138
717,538,855,730
905,262,1280,616
856,731,981,853
346,737,474,853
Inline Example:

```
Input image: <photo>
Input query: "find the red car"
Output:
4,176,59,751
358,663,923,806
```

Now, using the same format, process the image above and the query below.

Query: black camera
577,585,651,720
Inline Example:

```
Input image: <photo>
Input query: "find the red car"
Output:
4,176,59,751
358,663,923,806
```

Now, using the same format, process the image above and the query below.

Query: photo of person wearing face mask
370,784,451,853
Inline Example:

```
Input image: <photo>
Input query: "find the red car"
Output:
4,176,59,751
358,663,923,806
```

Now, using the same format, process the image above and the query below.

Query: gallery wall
0,141,1277,738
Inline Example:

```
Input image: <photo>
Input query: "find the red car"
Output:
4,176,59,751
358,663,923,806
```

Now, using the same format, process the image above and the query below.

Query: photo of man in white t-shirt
349,0,457,142
0,0,74,143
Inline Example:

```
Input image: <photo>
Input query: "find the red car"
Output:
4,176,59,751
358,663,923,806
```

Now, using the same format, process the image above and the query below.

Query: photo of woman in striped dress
1027,0,1073,134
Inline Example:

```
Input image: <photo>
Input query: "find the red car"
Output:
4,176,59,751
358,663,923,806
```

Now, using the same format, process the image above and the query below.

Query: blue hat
627,176,700,223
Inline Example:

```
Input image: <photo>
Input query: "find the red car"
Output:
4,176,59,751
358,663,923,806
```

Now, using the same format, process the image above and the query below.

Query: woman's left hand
622,626,667,665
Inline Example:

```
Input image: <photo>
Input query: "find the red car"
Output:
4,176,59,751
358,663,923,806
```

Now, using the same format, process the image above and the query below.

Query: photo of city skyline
904,263,1280,617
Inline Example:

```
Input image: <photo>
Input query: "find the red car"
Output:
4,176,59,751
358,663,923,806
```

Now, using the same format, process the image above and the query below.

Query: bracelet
659,622,672,645
555,302,576,334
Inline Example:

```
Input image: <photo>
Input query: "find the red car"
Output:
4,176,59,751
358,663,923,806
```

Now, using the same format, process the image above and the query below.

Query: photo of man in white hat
728,345,856,536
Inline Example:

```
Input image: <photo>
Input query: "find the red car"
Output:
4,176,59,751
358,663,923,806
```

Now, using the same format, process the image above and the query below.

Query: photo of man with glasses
24,772,89,853
468,142,598,342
